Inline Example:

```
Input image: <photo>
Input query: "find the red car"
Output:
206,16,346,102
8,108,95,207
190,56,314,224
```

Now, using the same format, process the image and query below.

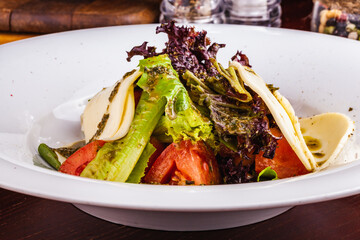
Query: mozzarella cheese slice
230,61,354,171
299,113,354,170
231,61,317,171
81,69,142,142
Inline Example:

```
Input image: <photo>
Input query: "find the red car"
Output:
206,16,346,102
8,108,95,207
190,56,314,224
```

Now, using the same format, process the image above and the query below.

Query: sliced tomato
172,140,220,185
255,128,309,178
145,137,167,174
59,140,105,176
143,140,220,185
143,143,177,184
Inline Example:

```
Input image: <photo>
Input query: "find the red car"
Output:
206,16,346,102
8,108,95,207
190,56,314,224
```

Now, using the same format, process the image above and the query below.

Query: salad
38,22,354,185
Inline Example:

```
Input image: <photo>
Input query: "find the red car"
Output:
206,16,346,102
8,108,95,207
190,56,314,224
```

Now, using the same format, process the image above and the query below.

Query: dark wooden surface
2,0,360,239
1,188,360,240
0,0,161,33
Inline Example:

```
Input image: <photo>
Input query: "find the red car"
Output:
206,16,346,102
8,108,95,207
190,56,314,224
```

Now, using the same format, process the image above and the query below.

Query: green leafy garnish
126,142,156,183
257,167,278,182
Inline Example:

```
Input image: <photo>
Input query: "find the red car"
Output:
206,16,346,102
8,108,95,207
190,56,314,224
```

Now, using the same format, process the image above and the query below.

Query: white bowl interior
0,24,360,212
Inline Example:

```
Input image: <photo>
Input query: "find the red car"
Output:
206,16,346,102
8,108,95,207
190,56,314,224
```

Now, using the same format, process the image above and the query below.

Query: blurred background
0,0,314,44
2,0,359,44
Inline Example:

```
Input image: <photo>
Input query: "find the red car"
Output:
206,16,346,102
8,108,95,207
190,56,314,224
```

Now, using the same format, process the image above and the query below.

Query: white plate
1,24,360,231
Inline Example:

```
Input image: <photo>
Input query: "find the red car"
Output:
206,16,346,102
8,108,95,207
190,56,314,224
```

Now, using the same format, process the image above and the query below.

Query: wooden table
2,0,360,239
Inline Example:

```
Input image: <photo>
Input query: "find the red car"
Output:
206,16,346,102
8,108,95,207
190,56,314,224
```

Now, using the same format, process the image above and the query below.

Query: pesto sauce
316,159,326,166
313,152,325,158
90,113,110,142
54,140,86,158
266,84,280,94
122,69,136,80
304,136,322,151
108,81,121,103
109,69,136,103
144,66,172,100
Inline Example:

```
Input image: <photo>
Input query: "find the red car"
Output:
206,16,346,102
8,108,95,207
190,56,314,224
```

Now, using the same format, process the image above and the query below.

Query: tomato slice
255,128,309,178
59,140,105,176
143,143,177,184
143,140,220,185
144,137,167,175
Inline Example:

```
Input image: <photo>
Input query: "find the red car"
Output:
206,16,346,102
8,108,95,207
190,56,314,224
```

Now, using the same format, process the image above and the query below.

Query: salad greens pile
81,54,213,182
39,22,281,184
126,22,279,183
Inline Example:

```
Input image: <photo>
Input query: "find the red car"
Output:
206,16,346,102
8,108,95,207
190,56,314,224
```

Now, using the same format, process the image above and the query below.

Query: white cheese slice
231,61,317,171
230,61,354,171
299,113,354,169
81,69,141,142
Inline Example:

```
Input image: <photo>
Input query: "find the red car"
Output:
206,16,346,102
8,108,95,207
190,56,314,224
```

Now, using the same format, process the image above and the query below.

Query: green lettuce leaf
81,54,213,182
257,167,278,181
126,142,156,183
182,61,278,159
81,55,178,181
156,88,214,143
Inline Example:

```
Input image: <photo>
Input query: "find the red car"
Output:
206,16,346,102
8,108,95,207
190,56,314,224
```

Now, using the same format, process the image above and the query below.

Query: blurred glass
224,0,282,27
160,0,225,23
311,0,360,40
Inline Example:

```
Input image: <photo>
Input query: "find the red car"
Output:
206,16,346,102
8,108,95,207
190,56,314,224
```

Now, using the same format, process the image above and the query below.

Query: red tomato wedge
255,128,309,178
145,137,167,175
59,140,106,176
143,140,220,185
143,143,177,184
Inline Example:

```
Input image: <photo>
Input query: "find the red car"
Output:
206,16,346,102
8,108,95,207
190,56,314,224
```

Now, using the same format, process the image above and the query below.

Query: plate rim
1,24,360,212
